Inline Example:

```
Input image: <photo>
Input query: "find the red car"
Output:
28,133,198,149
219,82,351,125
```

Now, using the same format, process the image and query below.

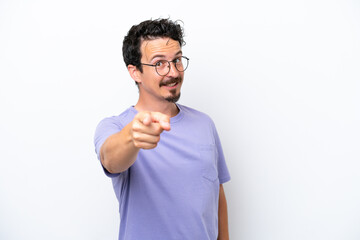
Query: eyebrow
150,50,183,62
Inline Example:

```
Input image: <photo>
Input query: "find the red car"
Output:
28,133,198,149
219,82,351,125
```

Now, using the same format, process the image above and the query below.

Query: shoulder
177,104,215,125
96,107,135,130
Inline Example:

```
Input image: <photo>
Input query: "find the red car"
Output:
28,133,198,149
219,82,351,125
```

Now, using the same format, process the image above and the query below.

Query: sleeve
211,120,231,184
94,116,123,178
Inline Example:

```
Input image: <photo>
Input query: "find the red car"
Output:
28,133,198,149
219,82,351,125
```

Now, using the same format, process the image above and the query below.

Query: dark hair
122,18,185,72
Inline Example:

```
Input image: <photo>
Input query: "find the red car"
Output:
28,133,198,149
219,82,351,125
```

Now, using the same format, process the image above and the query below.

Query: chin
165,93,181,103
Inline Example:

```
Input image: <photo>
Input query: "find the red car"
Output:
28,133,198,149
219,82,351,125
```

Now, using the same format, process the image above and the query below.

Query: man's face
137,37,184,103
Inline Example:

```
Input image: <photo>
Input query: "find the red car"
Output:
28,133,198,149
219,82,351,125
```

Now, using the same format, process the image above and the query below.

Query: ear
128,65,142,84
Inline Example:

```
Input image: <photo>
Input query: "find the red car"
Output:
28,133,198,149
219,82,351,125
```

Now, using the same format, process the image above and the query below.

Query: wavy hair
122,18,185,73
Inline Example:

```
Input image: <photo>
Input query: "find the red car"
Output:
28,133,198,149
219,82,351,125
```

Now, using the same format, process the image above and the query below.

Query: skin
131,37,184,113
218,184,229,240
100,37,229,239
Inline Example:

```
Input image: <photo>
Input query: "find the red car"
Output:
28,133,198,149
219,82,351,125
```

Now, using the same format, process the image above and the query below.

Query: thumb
141,113,152,126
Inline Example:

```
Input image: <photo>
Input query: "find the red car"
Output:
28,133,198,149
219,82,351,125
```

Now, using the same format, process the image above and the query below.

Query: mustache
159,77,182,87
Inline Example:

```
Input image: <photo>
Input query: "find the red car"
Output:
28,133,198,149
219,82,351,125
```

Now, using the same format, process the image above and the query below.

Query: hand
131,111,171,149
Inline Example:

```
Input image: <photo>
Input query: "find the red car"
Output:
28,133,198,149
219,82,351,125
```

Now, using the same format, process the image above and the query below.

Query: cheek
142,71,162,85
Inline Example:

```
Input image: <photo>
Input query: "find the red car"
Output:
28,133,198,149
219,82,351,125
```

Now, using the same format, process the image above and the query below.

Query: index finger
149,112,171,131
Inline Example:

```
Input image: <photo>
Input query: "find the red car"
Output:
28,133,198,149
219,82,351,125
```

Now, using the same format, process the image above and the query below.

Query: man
94,18,231,240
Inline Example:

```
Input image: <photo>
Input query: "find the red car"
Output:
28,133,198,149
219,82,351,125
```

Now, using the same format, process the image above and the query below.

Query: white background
1,0,359,239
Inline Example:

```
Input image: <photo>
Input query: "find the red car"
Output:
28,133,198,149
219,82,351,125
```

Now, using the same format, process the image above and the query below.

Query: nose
166,62,180,78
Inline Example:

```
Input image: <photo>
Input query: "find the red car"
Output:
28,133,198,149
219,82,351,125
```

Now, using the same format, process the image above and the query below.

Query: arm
218,184,229,240
100,111,170,174
100,122,140,173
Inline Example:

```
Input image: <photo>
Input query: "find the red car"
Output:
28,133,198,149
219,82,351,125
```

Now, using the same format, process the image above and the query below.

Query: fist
131,111,171,149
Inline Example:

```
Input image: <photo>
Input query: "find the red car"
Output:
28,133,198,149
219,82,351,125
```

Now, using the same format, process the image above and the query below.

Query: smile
161,80,180,89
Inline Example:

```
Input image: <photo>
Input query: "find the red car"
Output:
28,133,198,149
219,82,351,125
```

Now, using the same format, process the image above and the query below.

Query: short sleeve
94,116,124,177
211,120,231,184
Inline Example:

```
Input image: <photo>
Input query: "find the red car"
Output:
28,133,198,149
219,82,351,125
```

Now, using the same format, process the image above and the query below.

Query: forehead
140,38,181,60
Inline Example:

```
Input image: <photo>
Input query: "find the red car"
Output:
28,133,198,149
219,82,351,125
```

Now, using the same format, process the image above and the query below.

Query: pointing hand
131,111,171,149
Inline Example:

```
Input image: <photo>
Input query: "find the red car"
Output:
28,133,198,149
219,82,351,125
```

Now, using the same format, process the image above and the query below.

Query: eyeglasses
141,56,189,76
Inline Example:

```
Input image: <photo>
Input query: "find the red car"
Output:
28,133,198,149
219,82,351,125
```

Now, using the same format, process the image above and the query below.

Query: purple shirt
94,104,231,240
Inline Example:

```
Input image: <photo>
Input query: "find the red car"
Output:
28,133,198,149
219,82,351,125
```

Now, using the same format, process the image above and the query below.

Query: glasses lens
175,57,189,72
155,57,189,76
156,61,170,76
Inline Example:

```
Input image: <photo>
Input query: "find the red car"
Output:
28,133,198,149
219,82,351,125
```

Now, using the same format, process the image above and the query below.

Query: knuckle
132,122,139,131
133,141,141,148
132,132,141,141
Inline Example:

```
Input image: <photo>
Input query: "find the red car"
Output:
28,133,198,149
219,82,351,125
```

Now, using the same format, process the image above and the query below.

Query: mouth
165,82,178,87
160,79,181,89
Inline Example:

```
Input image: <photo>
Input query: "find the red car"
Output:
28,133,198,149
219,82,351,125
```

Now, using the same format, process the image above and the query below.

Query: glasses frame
141,56,189,76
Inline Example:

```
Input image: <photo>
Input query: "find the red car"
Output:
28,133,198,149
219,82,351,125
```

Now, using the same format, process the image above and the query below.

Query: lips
160,78,181,87
166,82,177,87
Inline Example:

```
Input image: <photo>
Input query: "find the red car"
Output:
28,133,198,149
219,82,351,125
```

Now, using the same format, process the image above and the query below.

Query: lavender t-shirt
94,104,231,240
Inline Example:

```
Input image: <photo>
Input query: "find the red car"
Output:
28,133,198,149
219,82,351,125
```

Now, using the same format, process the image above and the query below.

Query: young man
94,18,231,240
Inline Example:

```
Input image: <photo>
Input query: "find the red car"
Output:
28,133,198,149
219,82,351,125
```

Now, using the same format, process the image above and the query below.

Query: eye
174,57,182,64
155,60,167,68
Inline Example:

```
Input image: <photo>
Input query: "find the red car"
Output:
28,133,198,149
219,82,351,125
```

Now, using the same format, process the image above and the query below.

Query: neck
134,98,179,117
